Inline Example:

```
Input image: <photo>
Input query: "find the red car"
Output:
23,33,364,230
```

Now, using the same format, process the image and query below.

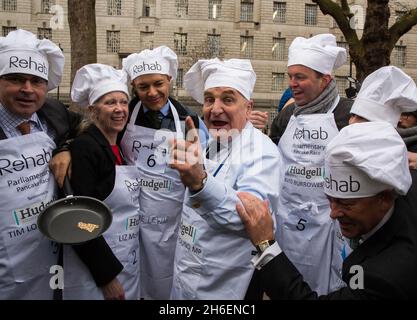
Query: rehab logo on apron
0,132,58,299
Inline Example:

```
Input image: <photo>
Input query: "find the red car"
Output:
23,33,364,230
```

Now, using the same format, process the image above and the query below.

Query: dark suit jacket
69,124,124,287
0,98,81,144
269,97,353,145
260,197,417,299
118,96,200,143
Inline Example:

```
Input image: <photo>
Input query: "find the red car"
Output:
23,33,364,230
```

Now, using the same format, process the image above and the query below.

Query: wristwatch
255,239,276,254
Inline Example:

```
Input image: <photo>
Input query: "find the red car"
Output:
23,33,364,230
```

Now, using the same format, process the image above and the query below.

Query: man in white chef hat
119,46,208,299
236,121,417,299
268,34,353,297
169,58,281,299
348,66,417,170
0,29,81,299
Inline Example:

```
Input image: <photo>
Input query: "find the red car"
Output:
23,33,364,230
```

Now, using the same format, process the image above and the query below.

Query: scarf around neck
293,79,339,116
397,126,417,147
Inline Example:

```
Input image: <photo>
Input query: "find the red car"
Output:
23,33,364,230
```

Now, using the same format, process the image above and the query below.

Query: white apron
63,165,141,300
0,132,58,299
120,100,185,299
276,98,346,295
171,135,255,300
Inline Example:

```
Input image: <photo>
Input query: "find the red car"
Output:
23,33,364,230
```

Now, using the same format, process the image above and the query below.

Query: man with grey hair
170,58,281,299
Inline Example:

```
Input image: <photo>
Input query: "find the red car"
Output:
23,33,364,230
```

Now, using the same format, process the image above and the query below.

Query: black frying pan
37,177,113,244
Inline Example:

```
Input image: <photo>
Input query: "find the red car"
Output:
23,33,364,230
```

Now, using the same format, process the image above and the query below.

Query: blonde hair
76,104,98,135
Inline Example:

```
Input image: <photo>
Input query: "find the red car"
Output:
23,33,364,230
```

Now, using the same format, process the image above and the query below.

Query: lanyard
206,146,231,177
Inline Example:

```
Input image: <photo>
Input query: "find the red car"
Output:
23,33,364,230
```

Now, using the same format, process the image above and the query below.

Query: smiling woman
62,63,142,300
90,92,129,146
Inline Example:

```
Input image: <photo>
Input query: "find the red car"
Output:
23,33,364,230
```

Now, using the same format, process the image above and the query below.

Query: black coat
259,196,417,299
69,124,124,287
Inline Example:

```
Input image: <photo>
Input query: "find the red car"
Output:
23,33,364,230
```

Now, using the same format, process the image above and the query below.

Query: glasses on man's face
0,74,48,88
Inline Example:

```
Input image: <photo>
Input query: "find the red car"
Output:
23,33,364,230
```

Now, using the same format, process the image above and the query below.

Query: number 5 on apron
276,97,346,295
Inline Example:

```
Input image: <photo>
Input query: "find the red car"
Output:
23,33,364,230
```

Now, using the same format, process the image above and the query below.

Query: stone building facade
1,0,416,122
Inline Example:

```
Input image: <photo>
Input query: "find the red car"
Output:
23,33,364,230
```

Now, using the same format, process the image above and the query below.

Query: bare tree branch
389,7,417,46
340,0,352,15
313,0,359,47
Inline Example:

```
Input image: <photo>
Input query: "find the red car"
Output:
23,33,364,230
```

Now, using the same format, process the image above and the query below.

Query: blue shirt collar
143,100,170,116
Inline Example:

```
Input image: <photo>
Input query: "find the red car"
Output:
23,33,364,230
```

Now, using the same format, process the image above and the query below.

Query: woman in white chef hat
63,63,141,300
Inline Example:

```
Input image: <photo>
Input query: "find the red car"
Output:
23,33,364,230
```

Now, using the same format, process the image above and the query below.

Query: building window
209,0,221,20
41,0,54,13
2,26,16,36
174,33,187,55
208,34,221,57
337,40,349,63
305,4,317,25
176,0,188,18
273,2,286,23
107,0,121,16
272,37,285,60
140,31,154,50
176,68,184,88
107,30,120,53
240,0,253,22
38,27,52,40
143,0,155,17
2,0,17,11
272,73,285,92
393,45,406,67
335,76,348,98
240,35,253,58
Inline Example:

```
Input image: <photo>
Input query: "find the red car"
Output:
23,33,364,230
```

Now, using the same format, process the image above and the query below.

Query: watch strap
255,239,276,254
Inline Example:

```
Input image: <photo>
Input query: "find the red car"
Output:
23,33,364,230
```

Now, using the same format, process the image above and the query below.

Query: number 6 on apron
121,100,185,299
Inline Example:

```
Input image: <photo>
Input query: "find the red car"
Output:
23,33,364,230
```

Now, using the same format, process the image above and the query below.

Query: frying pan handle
63,176,74,197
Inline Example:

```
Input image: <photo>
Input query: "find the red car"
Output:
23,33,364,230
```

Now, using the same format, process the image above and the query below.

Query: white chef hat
184,58,256,104
0,29,64,90
122,46,177,81
350,66,417,127
324,122,411,199
288,34,347,75
71,63,129,108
